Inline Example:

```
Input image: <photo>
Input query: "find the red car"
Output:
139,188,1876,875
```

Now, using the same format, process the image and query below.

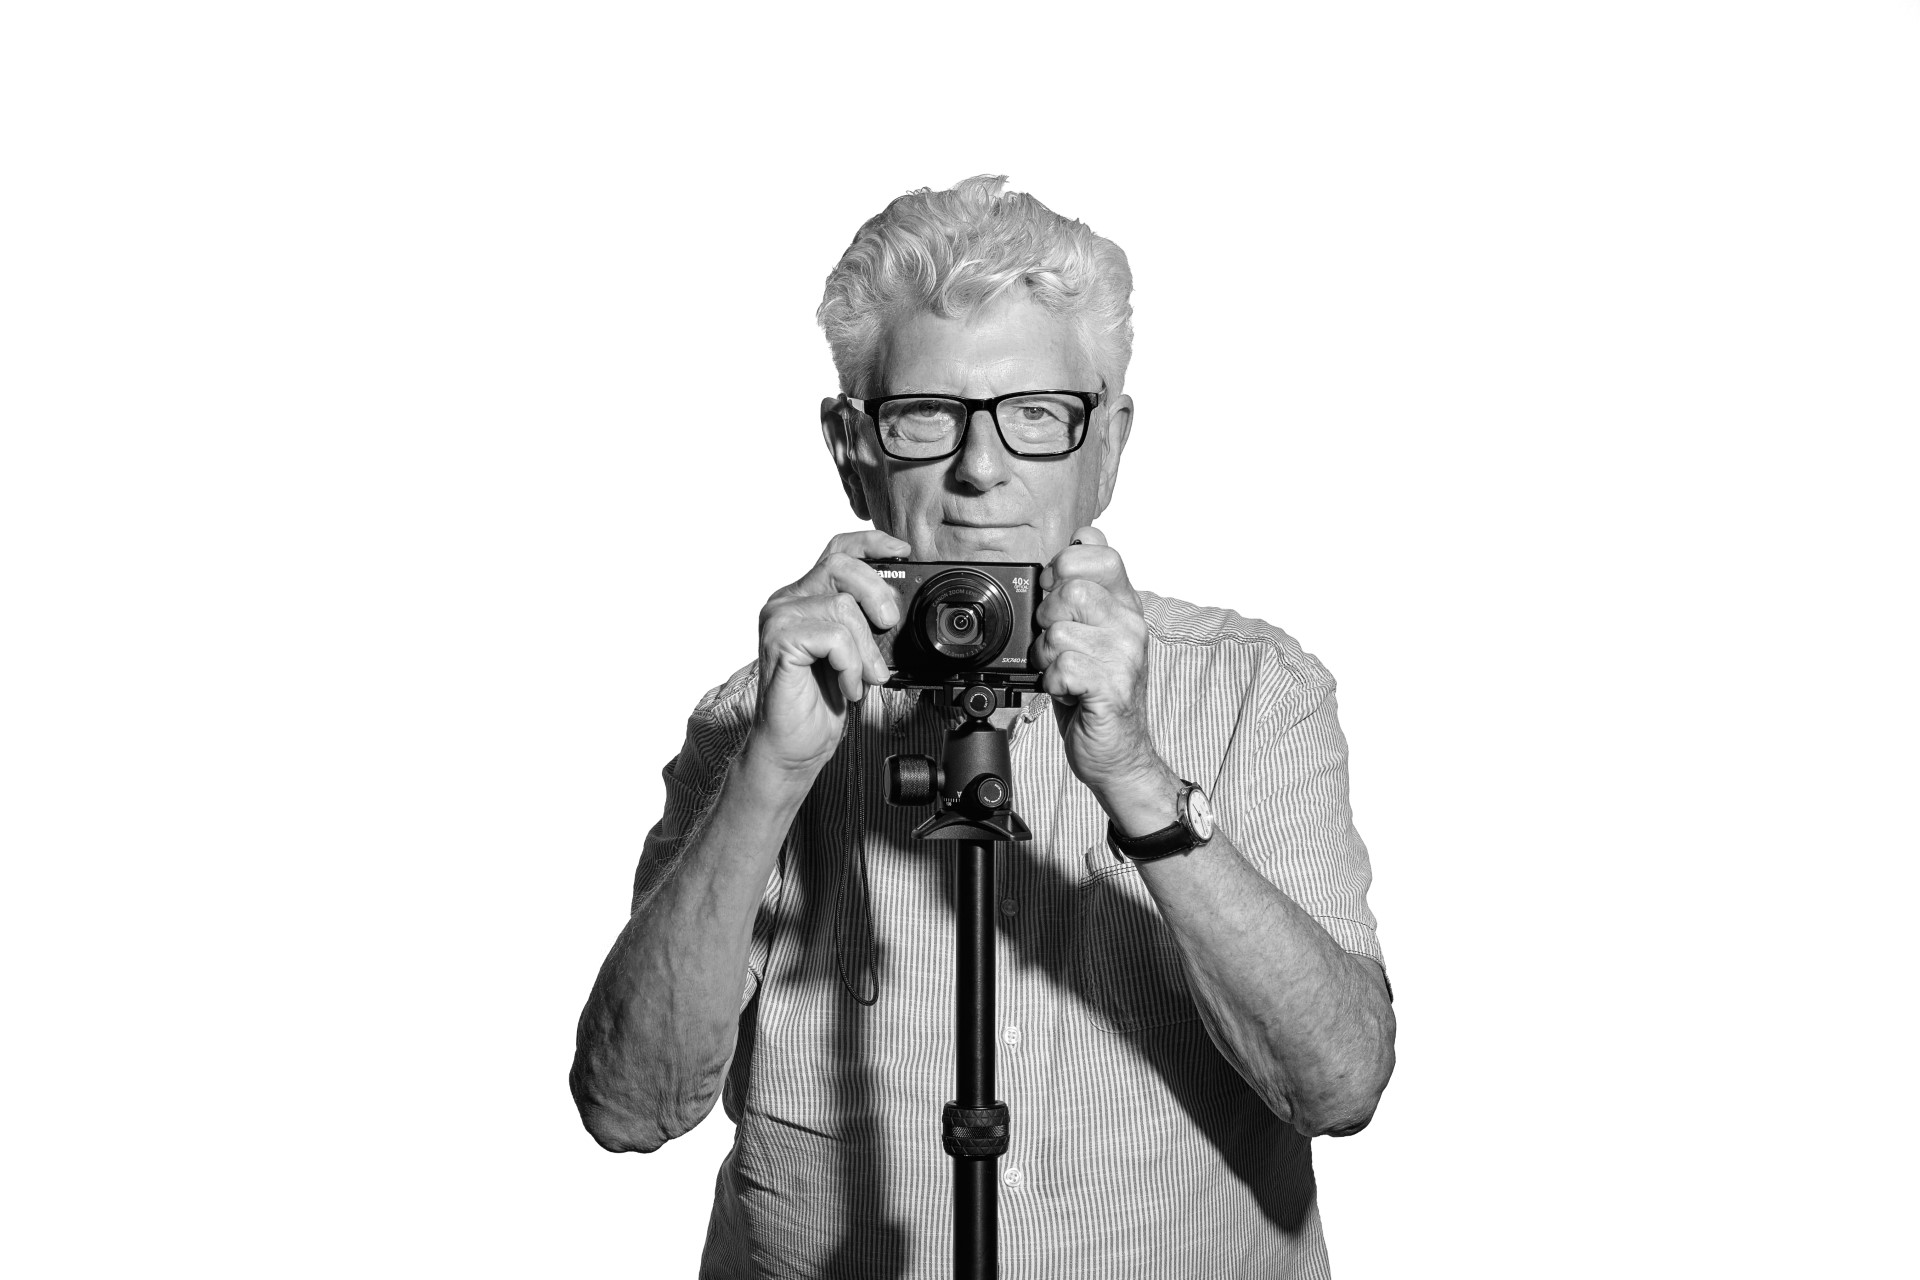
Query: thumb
1070,525,1108,548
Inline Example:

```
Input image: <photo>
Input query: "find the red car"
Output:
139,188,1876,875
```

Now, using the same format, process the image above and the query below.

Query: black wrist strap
1105,821,1190,871
1107,817,1194,863
1109,780,1213,863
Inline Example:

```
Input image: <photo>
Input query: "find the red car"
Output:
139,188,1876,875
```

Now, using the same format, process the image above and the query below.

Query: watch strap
1108,781,1205,863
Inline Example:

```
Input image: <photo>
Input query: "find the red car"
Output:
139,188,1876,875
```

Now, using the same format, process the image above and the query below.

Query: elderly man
572,176,1395,1279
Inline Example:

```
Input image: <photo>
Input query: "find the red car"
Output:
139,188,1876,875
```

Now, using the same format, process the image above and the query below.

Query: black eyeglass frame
847,388,1104,461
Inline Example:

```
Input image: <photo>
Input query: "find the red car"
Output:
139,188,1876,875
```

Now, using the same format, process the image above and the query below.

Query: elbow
569,1059,719,1154
1285,1019,1397,1139
577,1102,672,1154
1253,1071,1388,1139
1291,1091,1384,1139
1284,1067,1392,1138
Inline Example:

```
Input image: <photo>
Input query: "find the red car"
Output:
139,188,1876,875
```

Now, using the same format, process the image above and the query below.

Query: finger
769,528,908,601
1032,619,1109,671
832,631,868,704
820,555,904,632
825,529,914,562
1070,525,1108,548
1040,648,1097,702
827,591,893,687
784,550,905,630
1040,543,1129,596
813,624,868,705
769,593,892,689
767,615,871,705
1035,577,1117,629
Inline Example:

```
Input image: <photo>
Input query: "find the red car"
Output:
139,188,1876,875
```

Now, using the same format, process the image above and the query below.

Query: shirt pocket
1070,846,1201,1034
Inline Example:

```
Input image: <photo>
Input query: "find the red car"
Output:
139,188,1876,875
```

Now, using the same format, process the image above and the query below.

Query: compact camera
864,558,1043,691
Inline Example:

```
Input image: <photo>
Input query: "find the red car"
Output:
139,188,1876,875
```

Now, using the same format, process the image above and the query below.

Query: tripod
885,680,1032,1280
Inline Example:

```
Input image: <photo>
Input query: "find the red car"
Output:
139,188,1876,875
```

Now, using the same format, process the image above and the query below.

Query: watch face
1186,787,1215,841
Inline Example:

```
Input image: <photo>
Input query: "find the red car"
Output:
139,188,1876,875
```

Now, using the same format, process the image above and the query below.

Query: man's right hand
749,530,911,778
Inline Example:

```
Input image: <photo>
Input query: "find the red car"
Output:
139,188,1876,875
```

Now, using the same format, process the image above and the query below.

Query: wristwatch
1108,780,1215,863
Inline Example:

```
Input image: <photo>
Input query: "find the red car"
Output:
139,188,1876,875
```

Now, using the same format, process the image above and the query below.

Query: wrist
736,730,829,807
1095,759,1183,839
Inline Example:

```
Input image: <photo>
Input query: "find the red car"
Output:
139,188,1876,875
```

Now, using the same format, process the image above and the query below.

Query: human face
824,294,1133,565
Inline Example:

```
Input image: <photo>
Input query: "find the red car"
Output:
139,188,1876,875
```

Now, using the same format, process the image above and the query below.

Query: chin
930,524,1044,563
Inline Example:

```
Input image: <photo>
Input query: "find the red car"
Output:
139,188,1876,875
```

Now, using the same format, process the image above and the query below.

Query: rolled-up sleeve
1212,650,1384,969
630,662,782,1007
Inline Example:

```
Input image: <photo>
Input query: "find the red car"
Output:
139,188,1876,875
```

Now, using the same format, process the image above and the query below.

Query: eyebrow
872,385,1092,398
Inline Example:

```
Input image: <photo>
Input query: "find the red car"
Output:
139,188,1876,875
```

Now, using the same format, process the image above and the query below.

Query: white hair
817,175,1135,397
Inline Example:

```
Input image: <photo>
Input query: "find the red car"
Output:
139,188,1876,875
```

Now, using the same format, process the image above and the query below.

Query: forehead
875,294,1095,396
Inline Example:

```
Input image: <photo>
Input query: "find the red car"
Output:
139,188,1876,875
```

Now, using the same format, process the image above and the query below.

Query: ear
821,396,872,521
1092,392,1134,516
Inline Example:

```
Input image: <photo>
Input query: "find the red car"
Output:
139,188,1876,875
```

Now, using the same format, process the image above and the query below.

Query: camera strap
833,700,880,1006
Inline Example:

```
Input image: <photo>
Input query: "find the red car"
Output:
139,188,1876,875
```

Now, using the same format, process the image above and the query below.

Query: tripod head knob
886,754,941,807
965,774,1008,814
957,684,998,720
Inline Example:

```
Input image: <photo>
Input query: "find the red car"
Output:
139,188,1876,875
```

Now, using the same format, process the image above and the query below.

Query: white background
4,2,1916,1276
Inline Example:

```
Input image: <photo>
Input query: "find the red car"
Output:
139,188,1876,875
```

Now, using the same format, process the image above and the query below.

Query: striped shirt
635,592,1384,1279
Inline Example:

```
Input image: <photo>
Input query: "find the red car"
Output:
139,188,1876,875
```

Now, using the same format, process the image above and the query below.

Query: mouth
936,522,1033,561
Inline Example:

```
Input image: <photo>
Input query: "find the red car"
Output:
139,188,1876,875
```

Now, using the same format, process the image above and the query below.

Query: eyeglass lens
876,394,1086,458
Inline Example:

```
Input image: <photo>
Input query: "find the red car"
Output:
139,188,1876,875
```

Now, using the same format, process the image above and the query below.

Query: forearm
1105,770,1396,1136
1141,834,1394,1134
570,739,812,1152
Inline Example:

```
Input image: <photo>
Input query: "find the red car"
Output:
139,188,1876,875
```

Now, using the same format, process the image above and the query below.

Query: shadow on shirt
758,824,1314,1276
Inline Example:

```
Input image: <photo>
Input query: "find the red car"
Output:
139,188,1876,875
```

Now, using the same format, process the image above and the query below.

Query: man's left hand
1033,527,1174,820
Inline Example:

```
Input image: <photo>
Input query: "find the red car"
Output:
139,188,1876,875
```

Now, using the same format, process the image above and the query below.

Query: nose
951,408,1011,492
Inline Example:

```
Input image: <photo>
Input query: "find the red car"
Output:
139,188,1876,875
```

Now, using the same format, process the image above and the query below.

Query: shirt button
1003,1165,1024,1190
1003,1024,1021,1047
1000,897,1018,915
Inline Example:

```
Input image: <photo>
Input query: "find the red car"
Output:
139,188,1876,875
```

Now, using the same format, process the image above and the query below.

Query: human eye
998,393,1083,448
877,398,963,452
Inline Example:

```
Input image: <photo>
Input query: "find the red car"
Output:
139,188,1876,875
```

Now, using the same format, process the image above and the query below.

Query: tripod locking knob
958,684,998,719
966,774,1008,813
886,754,941,806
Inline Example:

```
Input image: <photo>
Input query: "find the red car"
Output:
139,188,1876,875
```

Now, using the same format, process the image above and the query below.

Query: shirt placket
996,695,1058,1234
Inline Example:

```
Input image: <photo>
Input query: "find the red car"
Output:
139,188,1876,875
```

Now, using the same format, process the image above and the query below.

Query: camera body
865,558,1044,691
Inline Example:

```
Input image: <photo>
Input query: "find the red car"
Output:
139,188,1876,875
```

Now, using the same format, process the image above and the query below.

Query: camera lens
910,569,1014,668
937,605,979,644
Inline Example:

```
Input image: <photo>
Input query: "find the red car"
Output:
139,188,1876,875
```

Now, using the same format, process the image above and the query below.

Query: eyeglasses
848,389,1102,461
